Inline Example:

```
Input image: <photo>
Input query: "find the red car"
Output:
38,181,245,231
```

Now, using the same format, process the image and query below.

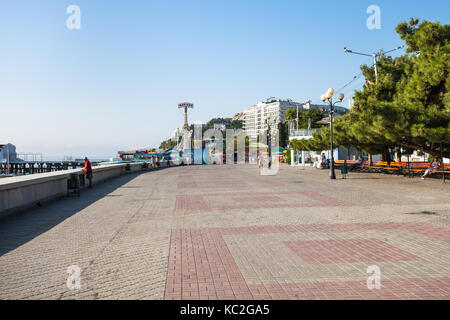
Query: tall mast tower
178,102,194,132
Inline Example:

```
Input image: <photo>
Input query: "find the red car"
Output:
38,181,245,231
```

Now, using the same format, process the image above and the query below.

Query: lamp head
326,88,335,99
320,94,326,102
338,93,344,101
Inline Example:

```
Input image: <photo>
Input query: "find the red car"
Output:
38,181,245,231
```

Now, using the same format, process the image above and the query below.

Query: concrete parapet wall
0,162,145,217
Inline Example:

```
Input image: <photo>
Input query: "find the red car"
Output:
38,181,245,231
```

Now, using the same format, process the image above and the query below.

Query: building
243,98,304,138
287,130,360,166
243,98,349,138
0,143,17,163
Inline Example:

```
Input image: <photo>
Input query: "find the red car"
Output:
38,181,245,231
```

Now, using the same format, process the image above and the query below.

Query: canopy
248,142,268,149
271,146,285,154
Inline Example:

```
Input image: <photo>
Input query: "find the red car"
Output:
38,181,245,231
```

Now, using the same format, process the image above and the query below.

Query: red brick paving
232,196,284,203
175,191,354,212
284,239,423,264
218,221,450,243
2,165,450,300
178,181,198,189
175,195,208,212
246,278,450,300
165,222,450,300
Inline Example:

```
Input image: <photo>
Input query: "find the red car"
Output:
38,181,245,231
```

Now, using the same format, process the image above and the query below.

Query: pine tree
291,19,450,158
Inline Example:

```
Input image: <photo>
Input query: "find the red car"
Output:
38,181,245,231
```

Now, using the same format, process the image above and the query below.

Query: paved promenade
0,165,449,300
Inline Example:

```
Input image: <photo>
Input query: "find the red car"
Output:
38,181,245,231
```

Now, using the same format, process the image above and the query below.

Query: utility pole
372,54,378,82
344,45,404,83
344,45,404,165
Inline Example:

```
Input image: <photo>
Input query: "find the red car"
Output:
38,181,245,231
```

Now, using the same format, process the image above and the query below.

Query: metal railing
289,128,320,137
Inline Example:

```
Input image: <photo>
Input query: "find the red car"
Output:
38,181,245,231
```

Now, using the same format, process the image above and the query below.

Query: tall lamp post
264,114,278,169
321,88,344,180
265,114,272,169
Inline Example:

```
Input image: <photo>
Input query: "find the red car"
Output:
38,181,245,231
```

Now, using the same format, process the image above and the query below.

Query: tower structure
178,102,194,133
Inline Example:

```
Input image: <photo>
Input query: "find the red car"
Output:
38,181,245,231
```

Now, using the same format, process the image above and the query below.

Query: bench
334,160,449,177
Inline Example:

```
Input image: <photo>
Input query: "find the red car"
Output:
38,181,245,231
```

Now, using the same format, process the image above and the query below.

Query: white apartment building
244,98,304,138
244,98,350,138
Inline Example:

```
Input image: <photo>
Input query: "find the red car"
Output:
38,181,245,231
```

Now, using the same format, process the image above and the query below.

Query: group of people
257,152,272,169
149,156,161,169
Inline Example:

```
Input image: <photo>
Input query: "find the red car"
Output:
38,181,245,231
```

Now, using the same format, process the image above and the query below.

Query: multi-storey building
243,98,304,138
243,97,350,138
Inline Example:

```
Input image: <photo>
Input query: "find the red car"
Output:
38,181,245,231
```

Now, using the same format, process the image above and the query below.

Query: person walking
257,152,262,169
321,153,327,168
156,156,161,168
149,156,154,168
421,157,440,179
83,157,93,188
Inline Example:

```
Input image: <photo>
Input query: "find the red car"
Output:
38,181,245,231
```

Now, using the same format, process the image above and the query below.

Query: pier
0,161,97,176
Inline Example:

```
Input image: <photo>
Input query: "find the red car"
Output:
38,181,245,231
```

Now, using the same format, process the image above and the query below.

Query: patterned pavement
0,165,449,299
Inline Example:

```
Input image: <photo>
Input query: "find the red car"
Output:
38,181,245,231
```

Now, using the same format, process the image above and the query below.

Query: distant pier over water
0,160,103,177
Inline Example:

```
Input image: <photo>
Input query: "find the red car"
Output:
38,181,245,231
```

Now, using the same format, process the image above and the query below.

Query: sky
0,0,449,158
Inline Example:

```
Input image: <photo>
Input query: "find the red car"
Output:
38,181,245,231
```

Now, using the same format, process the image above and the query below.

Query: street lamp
321,89,344,179
264,114,278,169
264,114,272,169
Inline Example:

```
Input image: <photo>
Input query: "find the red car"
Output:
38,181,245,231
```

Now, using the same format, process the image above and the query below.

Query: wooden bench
334,160,449,176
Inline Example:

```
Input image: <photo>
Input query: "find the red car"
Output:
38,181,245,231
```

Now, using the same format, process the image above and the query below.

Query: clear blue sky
0,0,448,158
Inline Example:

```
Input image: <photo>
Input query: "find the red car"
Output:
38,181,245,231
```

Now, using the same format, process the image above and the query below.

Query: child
341,160,348,179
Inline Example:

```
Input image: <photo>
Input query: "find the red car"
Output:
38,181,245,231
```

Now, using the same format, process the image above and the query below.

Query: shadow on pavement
0,172,143,257
347,177,381,179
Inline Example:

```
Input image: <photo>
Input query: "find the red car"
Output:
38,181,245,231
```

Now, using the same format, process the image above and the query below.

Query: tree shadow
0,172,143,257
